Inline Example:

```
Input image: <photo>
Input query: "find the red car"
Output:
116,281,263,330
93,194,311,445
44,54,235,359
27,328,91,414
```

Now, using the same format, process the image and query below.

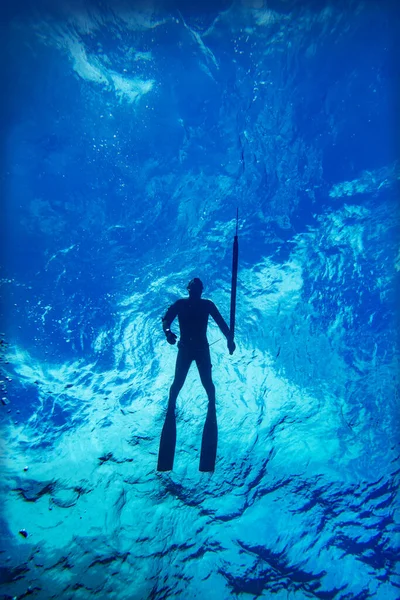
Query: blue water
1,1,399,598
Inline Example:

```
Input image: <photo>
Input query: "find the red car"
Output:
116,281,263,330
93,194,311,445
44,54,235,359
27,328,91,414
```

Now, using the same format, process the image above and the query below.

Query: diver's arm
162,302,179,345
210,305,230,338
162,318,172,335
209,302,236,354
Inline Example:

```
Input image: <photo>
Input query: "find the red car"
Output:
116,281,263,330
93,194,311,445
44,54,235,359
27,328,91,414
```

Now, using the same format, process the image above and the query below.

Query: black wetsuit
163,298,230,378
157,297,230,472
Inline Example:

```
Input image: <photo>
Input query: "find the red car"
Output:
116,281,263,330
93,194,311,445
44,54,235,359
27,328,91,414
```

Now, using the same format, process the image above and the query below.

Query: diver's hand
165,330,177,345
227,337,236,355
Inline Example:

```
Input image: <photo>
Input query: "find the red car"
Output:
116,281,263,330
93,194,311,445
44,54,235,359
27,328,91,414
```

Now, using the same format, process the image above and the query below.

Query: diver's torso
176,298,211,346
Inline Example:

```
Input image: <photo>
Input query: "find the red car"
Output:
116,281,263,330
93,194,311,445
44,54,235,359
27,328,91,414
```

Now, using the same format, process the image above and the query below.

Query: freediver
157,277,236,472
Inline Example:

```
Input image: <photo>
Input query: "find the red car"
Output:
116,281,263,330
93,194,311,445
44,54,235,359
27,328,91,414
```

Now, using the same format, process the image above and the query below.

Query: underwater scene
1,0,399,598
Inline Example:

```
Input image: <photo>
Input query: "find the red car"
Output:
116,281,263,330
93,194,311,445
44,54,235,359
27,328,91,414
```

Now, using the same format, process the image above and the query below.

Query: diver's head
187,277,204,298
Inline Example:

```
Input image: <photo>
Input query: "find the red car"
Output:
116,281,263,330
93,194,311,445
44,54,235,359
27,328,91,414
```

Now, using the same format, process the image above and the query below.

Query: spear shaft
230,209,239,339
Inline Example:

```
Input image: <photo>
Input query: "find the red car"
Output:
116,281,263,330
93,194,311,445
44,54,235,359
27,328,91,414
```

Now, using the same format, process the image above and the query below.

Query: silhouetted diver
157,278,236,472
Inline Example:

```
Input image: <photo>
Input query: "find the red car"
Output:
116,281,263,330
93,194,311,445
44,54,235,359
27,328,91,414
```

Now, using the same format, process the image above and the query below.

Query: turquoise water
1,1,399,598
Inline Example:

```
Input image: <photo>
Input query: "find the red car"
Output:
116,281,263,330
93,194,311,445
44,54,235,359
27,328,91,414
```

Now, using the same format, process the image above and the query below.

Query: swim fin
157,410,176,471
199,405,217,472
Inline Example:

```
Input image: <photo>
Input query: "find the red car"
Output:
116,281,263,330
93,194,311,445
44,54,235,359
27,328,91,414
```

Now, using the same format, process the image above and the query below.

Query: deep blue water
1,1,399,599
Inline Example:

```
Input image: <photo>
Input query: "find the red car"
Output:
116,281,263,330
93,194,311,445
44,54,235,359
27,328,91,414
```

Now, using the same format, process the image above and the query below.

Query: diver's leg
157,350,191,471
196,348,218,472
